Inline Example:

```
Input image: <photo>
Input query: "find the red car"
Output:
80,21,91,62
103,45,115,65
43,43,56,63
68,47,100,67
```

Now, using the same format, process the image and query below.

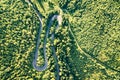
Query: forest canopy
0,0,120,80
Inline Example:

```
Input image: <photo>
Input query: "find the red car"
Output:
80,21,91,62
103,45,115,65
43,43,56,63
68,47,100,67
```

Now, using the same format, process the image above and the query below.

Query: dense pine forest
0,0,120,80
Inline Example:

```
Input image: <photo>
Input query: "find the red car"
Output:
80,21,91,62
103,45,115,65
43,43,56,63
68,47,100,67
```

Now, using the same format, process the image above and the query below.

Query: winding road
25,0,61,79
25,0,120,79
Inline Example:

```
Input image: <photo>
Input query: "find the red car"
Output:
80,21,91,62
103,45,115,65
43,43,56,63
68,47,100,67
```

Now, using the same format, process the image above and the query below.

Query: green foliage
0,0,120,80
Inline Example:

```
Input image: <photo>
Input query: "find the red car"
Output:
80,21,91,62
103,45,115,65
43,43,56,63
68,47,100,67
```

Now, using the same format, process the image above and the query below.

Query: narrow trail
68,23,120,73
25,0,61,79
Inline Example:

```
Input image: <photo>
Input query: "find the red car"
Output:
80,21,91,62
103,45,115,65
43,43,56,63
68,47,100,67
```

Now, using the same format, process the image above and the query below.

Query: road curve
33,15,62,72
25,0,62,79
